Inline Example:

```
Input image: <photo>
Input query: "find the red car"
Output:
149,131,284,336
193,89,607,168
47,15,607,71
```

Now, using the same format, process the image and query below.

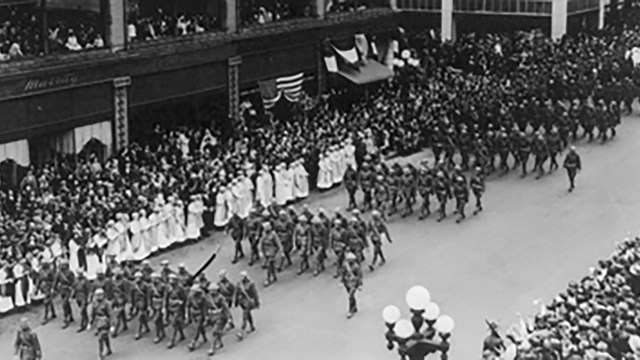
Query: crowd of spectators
0,4,104,62
127,10,220,43
325,0,387,14
239,0,313,27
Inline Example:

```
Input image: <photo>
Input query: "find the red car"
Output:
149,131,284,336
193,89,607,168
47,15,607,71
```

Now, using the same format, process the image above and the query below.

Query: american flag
259,72,304,109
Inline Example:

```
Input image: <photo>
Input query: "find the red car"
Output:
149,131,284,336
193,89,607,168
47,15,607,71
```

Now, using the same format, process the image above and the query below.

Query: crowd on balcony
325,0,387,13
0,4,104,62
127,9,221,43
239,0,313,27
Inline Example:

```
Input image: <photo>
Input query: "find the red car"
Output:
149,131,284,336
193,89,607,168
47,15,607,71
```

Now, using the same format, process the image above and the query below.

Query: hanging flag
354,33,369,61
259,72,305,109
259,78,280,110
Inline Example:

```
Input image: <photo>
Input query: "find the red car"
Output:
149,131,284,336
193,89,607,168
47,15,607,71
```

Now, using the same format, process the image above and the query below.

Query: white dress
13,263,27,308
284,166,295,202
223,188,235,219
241,177,255,217
330,151,341,185
0,268,13,313
293,162,310,199
173,201,187,243
85,246,103,281
105,225,120,259
115,221,133,262
214,190,229,227
139,217,154,258
129,219,146,261
186,200,203,240
68,239,80,273
336,148,347,183
317,157,332,189
231,182,243,216
256,171,268,208
147,213,160,253
158,204,173,249
345,143,357,169
274,166,287,205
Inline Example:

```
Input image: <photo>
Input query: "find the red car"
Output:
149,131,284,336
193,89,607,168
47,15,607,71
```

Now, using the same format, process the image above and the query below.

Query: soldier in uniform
568,99,581,141
149,273,167,343
217,269,236,330
368,211,393,271
330,218,347,278
260,222,282,287
71,271,92,332
111,269,129,337
208,283,230,355
227,214,245,264
294,215,312,275
346,217,366,264
274,210,294,272
596,99,609,142
93,270,114,301
343,164,359,210
452,176,469,223
434,172,451,222
310,216,329,276
532,133,549,180
234,271,259,340
36,261,56,325
563,146,582,192
417,163,433,220
159,259,174,282
387,164,402,215
176,264,192,287
496,132,511,174
246,210,263,266
53,259,75,329
359,162,374,211
187,285,210,351
342,253,363,319
516,131,531,177
608,100,620,139
14,318,42,360
131,272,151,340
547,128,562,172
580,102,596,142
373,175,389,218
89,288,113,359
470,167,486,215
166,274,187,348
401,166,417,217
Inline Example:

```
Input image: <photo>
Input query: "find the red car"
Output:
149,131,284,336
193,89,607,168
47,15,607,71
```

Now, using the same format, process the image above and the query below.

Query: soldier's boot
154,327,165,343
436,206,446,222
456,209,466,224
167,330,177,349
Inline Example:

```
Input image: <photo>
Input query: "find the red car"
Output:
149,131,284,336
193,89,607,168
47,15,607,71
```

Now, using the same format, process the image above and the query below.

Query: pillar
106,0,126,51
389,0,398,11
551,0,568,41
113,76,131,151
316,0,326,19
598,0,606,29
441,0,455,42
225,0,238,32
316,45,326,95
228,56,242,124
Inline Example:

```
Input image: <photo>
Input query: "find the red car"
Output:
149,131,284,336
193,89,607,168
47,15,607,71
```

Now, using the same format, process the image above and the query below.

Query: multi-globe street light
382,285,454,360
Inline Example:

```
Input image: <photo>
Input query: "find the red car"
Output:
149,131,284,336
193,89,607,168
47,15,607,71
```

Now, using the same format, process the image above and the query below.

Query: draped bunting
355,33,369,60
50,130,76,155
0,140,30,167
74,121,112,155
332,46,359,64
324,56,338,73
259,72,304,109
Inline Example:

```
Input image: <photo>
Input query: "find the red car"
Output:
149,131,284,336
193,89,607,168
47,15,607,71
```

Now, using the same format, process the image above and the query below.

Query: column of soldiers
33,258,260,358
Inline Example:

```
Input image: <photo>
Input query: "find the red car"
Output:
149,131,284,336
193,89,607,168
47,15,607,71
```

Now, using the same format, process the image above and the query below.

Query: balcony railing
453,0,553,15
397,0,442,11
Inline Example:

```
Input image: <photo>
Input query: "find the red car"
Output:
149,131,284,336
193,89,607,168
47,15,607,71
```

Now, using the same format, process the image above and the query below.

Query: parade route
2,115,640,360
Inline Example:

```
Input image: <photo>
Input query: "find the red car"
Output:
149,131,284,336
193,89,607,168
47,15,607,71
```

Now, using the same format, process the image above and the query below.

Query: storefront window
127,0,224,43
0,0,107,62
239,0,313,27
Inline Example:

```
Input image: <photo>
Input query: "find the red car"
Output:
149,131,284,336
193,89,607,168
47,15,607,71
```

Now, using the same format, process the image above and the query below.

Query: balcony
453,0,553,15
397,0,442,11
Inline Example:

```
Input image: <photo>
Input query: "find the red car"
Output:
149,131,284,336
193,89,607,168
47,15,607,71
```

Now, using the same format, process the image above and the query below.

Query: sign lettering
23,74,81,93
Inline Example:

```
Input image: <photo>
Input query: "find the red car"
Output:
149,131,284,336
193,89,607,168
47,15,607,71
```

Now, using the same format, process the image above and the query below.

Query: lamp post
383,286,454,360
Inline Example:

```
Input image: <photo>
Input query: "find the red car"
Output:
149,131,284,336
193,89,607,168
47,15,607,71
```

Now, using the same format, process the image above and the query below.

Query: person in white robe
173,198,187,243
345,138,357,169
230,178,243,216
330,147,341,186
336,145,347,183
12,262,28,308
86,235,106,280
178,132,190,159
115,214,133,262
284,163,295,203
256,169,268,208
186,195,204,240
262,166,274,207
139,210,154,258
317,154,332,190
274,163,288,205
214,185,230,228
0,267,13,313
159,202,174,249
105,220,120,259
68,237,81,273
129,212,145,261
241,174,255,218
293,160,310,199
147,209,161,253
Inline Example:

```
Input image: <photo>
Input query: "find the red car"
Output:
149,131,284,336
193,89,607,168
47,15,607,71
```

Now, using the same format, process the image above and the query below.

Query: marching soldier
608,99,620,139
580,102,596,142
516,131,531,177
36,261,56,325
53,259,75,329
111,269,129,337
234,271,259,340
359,162,374,211
568,99,581,141
596,99,609,142
217,270,236,330
246,210,263,266
342,253,363,319
208,283,230,355
71,271,92,332
149,273,167,343
401,166,417,217
452,176,469,223
563,146,582,192
131,272,151,340
330,218,348,278
159,259,174,282
166,274,187,349
343,164,359,210
470,167,486,215
14,318,42,360
532,133,549,180
260,222,282,287
187,285,209,352
227,214,245,264
434,172,451,222
176,264,192,287
275,210,294,272
310,216,329,276
368,211,393,271
387,165,402,215
294,215,312,275
418,164,433,220
547,128,562,172
88,288,113,359
373,175,389,217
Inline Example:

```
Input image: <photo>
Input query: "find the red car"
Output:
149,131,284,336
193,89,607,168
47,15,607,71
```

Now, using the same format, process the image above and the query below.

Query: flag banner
354,33,369,60
259,72,304,109
324,56,338,73
333,46,359,64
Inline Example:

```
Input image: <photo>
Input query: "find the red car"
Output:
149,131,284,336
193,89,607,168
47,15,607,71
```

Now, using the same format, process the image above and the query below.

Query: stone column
551,0,568,41
316,0,326,19
441,0,455,42
316,45,326,95
225,0,238,32
228,56,242,124
106,0,126,51
598,0,606,29
389,0,398,11
113,76,131,151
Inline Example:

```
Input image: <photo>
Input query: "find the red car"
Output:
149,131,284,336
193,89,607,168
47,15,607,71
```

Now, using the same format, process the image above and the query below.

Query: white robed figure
329,147,341,185
159,202,174,249
317,154,332,190
293,160,310,199
139,210,155,257
214,186,230,227
115,215,133,262
284,163,295,202
336,146,347,183
105,220,120,259
148,209,161,253
0,267,13,313
344,138,357,169
186,195,204,240
178,131,190,159
274,163,288,205
257,167,274,207
12,262,28,308
129,213,147,261
68,238,80,273
223,185,235,222
240,175,255,218
230,178,243,216
172,198,187,243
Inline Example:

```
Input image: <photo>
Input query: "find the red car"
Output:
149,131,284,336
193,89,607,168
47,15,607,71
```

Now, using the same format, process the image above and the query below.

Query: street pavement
2,115,640,360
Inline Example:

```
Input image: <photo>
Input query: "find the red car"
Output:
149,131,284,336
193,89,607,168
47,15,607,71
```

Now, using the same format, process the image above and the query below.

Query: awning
337,60,394,85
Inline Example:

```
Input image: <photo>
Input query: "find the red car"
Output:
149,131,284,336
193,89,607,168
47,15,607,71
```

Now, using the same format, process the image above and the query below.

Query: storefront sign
23,73,81,93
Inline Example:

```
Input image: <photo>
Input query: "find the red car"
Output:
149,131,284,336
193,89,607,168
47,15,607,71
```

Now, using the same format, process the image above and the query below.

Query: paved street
2,115,640,360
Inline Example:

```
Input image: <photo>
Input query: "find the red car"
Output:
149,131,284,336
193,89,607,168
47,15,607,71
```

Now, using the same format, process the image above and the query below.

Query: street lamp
383,286,454,360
